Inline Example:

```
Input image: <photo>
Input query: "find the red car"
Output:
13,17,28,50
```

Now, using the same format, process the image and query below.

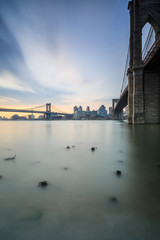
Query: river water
0,120,160,240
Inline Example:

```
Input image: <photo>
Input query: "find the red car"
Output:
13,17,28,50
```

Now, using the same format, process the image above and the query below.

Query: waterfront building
109,107,113,116
97,105,107,117
11,114,19,120
28,114,35,120
73,106,78,113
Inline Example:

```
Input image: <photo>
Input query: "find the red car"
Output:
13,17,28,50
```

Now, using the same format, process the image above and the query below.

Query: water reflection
0,121,160,240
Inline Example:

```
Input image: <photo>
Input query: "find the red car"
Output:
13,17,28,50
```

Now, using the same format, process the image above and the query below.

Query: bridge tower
45,103,51,120
128,0,160,124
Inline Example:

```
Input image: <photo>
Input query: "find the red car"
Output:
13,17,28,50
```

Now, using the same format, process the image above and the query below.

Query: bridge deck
0,108,72,116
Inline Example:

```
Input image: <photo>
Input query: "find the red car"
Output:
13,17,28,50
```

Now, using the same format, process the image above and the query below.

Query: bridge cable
142,26,154,60
120,44,130,95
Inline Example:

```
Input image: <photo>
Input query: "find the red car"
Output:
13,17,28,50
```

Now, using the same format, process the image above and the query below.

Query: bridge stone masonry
114,0,160,124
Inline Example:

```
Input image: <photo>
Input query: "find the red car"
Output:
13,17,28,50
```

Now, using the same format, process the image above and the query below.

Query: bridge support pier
112,99,123,120
128,69,133,124
132,68,145,124
114,110,123,120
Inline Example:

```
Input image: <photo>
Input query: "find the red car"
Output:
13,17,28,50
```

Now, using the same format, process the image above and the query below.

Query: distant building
38,115,44,120
11,114,27,120
28,114,35,120
78,106,83,112
73,106,78,113
109,107,113,116
11,114,19,120
86,106,90,116
73,104,109,119
97,105,107,117
86,106,90,112
90,110,98,117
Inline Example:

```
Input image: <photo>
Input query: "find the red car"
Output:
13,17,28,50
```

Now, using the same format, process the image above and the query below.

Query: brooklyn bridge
113,0,160,124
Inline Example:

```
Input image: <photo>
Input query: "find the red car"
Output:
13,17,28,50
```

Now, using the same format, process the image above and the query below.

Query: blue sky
0,0,129,112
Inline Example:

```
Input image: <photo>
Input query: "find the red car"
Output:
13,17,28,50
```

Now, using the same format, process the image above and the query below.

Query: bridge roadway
0,108,73,117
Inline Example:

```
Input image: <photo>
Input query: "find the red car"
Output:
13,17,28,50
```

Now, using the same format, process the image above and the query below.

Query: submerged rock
66,146,70,149
63,167,68,170
91,147,97,151
4,155,16,160
0,175,3,179
118,160,123,163
116,170,122,176
38,181,48,187
109,196,117,203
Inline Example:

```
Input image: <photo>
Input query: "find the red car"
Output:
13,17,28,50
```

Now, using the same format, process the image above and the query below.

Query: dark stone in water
4,154,16,160
63,167,68,170
116,170,121,176
118,160,123,163
111,197,117,202
38,181,48,187
91,147,97,151
72,145,75,148
0,175,3,179
66,146,70,149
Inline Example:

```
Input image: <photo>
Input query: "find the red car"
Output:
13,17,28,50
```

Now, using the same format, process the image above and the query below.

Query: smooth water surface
0,120,160,240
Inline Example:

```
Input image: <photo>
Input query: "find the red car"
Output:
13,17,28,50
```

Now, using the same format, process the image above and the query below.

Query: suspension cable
120,44,130,95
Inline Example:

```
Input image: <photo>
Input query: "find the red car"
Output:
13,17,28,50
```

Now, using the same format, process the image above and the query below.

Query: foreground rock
91,147,97,151
116,170,122,176
4,155,16,160
109,196,117,203
38,181,48,187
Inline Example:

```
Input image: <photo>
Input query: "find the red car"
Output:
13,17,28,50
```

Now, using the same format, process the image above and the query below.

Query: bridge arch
141,13,160,38
142,22,156,60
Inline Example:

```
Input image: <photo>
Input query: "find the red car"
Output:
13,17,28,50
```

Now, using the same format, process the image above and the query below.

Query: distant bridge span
0,103,73,119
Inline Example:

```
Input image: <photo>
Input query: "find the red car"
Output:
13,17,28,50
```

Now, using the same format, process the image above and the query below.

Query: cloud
0,71,36,93
0,15,24,73
0,96,19,104
0,0,130,110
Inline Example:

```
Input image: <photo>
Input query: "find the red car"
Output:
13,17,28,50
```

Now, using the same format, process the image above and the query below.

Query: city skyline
0,103,112,119
0,0,129,116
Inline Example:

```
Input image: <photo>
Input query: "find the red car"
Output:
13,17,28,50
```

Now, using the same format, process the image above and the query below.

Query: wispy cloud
0,0,130,110
0,71,36,93
0,96,19,104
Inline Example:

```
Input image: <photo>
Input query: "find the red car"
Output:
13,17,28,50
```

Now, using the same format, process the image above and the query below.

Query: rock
66,146,70,149
38,181,48,187
63,167,68,170
0,175,3,179
116,170,121,176
118,160,123,163
110,197,117,202
72,145,75,148
91,147,97,151
4,155,16,160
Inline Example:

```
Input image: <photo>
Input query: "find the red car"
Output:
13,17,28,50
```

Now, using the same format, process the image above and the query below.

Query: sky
0,0,130,114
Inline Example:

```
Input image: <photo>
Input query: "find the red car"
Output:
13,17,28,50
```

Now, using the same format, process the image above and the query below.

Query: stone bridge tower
128,0,160,124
